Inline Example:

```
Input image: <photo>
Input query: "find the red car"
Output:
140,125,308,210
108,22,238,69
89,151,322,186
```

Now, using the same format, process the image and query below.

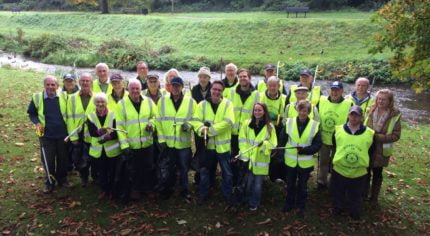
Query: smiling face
210,82,223,102
44,77,58,97
111,80,124,92
253,104,265,120
329,88,343,101
348,112,363,126
238,71,250,87
96,65,109,82
300,74,313,87
137,63,148,78
129,82,141,101
376,93,390,109
79,74,93,92
295,90,308,101
225,65,237,80
267,80,279,95
95,98,107,113
63,79,76,92
355,78,369,96
198,74,210,87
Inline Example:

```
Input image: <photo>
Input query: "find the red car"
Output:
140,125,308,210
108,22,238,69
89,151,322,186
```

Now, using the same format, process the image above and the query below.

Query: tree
370,0,430,92
100,0,108,13
67,0,108,13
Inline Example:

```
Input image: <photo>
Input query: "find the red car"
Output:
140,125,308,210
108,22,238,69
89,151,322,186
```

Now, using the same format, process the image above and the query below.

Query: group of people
28,61,401,220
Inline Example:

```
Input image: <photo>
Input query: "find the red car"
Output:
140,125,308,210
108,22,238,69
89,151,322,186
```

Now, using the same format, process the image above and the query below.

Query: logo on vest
345,152,359,164
325,117,335,129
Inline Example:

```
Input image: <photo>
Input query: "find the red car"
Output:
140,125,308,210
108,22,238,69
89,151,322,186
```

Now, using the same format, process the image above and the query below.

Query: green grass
1,66,429,234
0,11,388,67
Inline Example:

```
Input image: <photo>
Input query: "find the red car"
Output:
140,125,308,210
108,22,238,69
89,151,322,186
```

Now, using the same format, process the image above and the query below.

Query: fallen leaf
256,218,271,225
215,222,222,228
177,219,187,225
120,228,132,235
15,142,25,146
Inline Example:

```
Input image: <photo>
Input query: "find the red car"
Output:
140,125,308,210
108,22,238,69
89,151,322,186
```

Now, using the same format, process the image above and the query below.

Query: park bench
286,7,309,18
11,7,21,14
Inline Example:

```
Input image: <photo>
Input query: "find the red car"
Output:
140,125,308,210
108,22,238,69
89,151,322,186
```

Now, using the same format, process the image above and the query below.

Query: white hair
93,92,108,104
43,75,58,85
267,76,279,84
127,79,142,90
95,63,109,71
225,63,238,72
163,68,181,83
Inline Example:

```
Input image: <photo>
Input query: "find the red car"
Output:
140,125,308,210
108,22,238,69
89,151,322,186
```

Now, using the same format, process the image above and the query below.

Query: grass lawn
0,10,388,68
1,66,429,234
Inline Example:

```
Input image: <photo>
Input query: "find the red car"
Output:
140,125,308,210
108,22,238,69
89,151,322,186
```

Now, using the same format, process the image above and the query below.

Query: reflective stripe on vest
382,114,401,156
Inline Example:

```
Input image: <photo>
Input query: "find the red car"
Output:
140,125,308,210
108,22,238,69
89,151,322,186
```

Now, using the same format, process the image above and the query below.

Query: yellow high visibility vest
32,92,67,126
319,96,352,145
345,94,374,119
107,90,128,111
284,118,319,168
156,95,197,149
92,79,113,94
333,125,374,178
289,85,321,105
283,102,319,121
382,114,401,156
87,111,121,158
259,92,287,126
193,98,235,154
226,88,260,135
238,119,277,175
115,95,157,150
66,93,95,143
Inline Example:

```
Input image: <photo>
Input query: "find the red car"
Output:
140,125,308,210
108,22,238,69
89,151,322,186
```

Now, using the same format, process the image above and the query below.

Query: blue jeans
168,147,191,194
246,172,264,208
199,150,232,201
284,166,312,211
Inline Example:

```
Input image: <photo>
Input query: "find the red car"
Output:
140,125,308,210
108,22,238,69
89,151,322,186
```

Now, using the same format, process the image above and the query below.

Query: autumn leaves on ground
0,66,429,234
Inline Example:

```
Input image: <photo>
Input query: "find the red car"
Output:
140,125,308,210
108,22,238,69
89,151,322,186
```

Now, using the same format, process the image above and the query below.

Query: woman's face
298,107,310,120
253,104,265,120
377,93,390,109
95,99,107,113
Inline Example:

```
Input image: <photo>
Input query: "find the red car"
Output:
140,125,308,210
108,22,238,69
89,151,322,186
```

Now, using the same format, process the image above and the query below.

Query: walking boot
370,178,383,204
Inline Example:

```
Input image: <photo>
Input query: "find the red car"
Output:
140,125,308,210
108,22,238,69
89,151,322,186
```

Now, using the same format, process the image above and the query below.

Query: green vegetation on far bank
0,11,400,83
0,66,429,234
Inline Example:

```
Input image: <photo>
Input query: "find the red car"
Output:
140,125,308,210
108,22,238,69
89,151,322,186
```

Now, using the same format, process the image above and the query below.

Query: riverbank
0,66,429,234
0,11,399,83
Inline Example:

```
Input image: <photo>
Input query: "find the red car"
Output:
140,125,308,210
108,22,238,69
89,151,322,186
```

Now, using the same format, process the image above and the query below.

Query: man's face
295,90,308,101
348,112,363,126
198,75,210,86
265,69,275,78
210,83,223,101
238,71,250,87
79,75,92,90
171,84,183,96
267,81,279,94
355,79,369,95
300,75,313,87
44,78,57,97
330,88,343,101
225,66,236,79
111,80,124,91
137,64,148,78
63,79,75,92
96,66,108,80
129,83,141,100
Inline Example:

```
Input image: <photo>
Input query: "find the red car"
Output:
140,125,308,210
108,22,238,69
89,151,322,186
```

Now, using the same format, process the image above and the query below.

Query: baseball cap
170,77,184,86
110,73,124,81
147,74,159,80
349,105,363,116
300,69,312,76
330,81,343,89
63,73,76,81
265,64,276,71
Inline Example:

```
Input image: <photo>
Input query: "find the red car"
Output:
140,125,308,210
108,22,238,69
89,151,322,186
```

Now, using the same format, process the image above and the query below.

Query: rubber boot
370,177,383,204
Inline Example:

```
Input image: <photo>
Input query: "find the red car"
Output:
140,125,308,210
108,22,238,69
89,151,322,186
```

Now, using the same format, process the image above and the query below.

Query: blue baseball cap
330,81,343,89
170,77,184,86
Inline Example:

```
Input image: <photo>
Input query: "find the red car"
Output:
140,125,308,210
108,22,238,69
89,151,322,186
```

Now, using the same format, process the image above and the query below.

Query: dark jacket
191,82,211,103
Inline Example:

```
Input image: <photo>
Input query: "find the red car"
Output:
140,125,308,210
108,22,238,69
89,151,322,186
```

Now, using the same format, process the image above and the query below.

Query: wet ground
1,52,429,124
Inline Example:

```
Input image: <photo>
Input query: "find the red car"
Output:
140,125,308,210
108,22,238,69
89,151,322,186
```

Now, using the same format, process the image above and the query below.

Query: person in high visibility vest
156,77,197,202
93,63,112,94
27,76,70,193
317,81,352,190
345,77,374,119
59,73,80,172
259,76,287,134
256,64,287,94
67,73,97,187
86,93,121,200
278,100,321,217
142,74,165,104
287,68,322,106
107,73,127,111
283,86,320,122
163,68,181,94
116,79,157,201
365,89,401,204
136,61,149,90
239,102,277,211
331,106,375,220
193,80,235,205
226,68,260,186
222,63,239,98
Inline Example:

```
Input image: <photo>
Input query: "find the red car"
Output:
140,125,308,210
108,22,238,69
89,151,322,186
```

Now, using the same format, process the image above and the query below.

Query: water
1,52,429,124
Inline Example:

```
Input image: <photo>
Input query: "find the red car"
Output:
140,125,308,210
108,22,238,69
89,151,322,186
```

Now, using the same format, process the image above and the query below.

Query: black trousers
331,170,366,218
40,137,68,186
130,146,154,193
284,166,312,210
94,151,118,195
231,135,240,186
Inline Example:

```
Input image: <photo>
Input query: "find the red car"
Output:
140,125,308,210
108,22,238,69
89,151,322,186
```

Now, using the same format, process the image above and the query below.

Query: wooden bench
286,7,309,18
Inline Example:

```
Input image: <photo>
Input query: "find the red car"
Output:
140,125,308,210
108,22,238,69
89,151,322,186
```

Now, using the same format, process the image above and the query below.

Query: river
1,52,429,124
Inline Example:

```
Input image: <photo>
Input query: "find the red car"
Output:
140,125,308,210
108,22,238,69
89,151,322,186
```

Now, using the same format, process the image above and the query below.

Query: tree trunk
100,0,109,14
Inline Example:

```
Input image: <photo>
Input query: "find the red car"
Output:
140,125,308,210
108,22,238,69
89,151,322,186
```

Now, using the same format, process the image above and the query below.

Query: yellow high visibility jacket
289,85,321,105
284,118,319,168
259,91,287,126
256,79,285,94
66,93,95,143
226,88,260,135
87,111,121,158
107,90,128,111
92,79,113,94
115,95,157,150
32,92,67,127
193,98,235,154
333,125,374,178
319,96,352,145
283,102,320,121
345,94,374,119
156,94,197,149
239,119,277,175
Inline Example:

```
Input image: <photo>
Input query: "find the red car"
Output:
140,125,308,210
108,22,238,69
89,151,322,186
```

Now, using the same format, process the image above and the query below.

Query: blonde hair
374,89,395,110
163,68,181,84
